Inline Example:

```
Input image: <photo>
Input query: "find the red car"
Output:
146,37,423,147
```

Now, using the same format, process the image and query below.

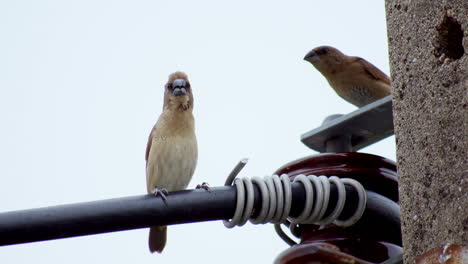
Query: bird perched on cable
304,46,391,107
145,71,198,253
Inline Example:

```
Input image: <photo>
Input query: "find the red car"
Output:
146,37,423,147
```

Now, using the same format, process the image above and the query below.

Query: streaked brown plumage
145,71,198,253
304,46,391,107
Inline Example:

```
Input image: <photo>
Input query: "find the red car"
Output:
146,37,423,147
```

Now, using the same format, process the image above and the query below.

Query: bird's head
304,46,346,75
163,71,193,111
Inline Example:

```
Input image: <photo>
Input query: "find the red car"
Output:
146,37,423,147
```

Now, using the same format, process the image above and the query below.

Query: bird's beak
304,50,320,63
172,79,188,96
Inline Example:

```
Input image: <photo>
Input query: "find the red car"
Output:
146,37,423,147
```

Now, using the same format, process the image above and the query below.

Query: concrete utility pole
385,0,467,263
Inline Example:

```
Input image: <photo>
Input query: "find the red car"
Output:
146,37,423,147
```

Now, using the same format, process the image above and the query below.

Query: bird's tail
148,226,167,253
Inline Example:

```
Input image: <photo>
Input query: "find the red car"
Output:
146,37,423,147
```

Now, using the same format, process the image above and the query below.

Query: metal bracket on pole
301,96,394,152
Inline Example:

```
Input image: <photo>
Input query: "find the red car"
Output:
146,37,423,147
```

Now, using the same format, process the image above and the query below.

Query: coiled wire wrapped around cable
223,174,366,229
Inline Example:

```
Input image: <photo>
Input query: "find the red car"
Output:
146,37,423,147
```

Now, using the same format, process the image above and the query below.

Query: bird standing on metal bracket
304,46,391,107
145,71,198,253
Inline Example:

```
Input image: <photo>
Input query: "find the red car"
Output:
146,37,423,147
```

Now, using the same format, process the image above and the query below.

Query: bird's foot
152,188,169,200
196,182,210,192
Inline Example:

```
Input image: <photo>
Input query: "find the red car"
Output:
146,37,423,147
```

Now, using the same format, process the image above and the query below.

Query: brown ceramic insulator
273,153,402,264
298,225,403,263
275,244,375,264
274,152,398,202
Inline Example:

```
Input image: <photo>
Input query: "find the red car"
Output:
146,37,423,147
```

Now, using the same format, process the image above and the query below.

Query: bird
304,46,391,107
145,71,198,253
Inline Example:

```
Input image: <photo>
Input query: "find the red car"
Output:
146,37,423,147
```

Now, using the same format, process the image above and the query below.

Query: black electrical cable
0,182,400,246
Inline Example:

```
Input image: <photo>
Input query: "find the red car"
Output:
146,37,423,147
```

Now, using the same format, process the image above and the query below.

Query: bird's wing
145,125,156,166
145,125,162,192
356,57,391,85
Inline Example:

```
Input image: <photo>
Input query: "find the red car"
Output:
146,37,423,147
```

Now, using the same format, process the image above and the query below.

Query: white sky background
0,1,394,263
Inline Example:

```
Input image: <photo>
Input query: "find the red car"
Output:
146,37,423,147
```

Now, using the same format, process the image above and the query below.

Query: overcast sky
0,1,394,263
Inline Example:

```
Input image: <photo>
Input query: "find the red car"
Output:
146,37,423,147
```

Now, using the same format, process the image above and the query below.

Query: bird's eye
317,48,328,55
166,83,173,90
